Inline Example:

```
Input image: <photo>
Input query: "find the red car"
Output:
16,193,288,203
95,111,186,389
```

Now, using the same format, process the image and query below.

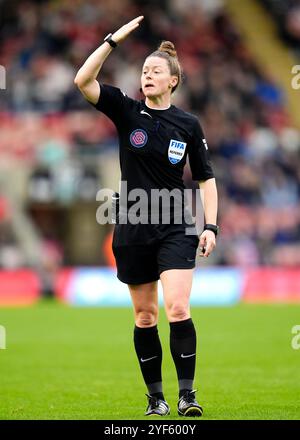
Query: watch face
104,33,116,47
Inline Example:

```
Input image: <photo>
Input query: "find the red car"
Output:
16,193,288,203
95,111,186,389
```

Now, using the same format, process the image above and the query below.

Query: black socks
134,318,197,400
134,325,164,399
170,318,197,397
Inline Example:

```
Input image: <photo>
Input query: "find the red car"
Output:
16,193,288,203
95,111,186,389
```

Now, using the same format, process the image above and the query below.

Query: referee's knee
135,311,158,328
167,304,190,322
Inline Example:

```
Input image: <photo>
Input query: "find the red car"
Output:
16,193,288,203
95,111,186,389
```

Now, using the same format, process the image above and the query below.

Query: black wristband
103,33,117,48
203,224,219,236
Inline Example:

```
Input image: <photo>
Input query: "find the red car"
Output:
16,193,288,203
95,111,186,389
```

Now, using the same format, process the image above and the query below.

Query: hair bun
158,41,177,58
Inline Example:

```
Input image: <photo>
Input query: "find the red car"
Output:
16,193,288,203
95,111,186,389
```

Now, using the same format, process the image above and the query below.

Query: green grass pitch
0,301,299,420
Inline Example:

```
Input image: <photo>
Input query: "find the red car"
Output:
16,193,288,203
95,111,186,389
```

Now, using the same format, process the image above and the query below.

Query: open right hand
112,16,144,44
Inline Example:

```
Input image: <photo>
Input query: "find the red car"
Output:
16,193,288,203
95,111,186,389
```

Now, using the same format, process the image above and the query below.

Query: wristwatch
203,224,219,236
103,33,117,48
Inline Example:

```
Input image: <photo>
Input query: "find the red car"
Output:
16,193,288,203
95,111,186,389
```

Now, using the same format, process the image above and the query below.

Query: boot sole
178,406,203,417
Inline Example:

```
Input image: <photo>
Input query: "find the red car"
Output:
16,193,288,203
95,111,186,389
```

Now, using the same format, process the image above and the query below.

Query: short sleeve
188,118,215,181
90,84,130,126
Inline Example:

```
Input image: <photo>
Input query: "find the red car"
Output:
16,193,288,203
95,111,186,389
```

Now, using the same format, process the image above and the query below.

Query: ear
170,75,178,89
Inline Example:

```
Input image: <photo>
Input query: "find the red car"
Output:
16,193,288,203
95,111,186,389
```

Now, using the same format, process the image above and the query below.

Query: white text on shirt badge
168,139,187,164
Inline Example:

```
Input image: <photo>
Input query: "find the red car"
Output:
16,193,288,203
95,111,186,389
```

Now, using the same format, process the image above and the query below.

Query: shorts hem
116,273,160,285
158,264,196,276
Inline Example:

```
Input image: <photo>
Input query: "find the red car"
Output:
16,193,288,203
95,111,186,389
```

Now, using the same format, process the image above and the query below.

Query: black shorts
112,226,199,285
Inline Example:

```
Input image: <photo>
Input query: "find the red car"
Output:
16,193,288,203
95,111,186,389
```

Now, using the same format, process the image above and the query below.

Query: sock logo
181,353,196,359
141,355,158,363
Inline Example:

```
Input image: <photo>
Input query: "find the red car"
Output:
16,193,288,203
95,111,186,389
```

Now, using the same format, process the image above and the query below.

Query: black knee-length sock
169,318,197,398
134,325,164,400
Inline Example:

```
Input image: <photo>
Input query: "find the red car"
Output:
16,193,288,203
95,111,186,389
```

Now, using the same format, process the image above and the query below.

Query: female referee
74,16,218,417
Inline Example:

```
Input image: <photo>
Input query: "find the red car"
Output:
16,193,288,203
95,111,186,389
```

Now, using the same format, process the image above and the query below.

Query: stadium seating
0,0,299,270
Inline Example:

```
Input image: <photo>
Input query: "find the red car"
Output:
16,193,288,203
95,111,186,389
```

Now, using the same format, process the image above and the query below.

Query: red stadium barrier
243,268,300,303
0,270,41,306
1,267,299,307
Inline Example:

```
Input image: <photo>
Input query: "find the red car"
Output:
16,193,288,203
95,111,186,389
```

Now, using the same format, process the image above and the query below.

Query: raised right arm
74,16,144,105
74,43,112,104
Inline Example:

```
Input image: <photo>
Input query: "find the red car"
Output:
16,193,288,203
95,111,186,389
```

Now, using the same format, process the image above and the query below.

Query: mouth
144,84,155,89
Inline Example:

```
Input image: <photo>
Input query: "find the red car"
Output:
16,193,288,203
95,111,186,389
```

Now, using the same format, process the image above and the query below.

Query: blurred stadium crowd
260,0,300,55
0,0,300,269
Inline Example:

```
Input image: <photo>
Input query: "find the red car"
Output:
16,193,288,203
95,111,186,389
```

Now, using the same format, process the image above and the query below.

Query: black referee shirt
91,84,214,244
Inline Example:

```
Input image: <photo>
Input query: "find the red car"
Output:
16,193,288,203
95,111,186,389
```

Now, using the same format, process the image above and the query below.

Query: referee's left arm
199,178,218,257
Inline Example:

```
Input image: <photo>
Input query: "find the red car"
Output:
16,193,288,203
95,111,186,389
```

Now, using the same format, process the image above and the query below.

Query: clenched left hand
198,230,216,258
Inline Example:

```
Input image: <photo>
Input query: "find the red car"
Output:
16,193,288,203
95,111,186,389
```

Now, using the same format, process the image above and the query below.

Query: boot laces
183,389,197,403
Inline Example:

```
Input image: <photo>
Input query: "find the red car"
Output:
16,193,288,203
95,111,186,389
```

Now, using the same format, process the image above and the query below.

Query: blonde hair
147,41,182,93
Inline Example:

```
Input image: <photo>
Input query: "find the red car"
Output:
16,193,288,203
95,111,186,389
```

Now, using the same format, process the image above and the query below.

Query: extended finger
123,19,143,33
126,16,144,27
